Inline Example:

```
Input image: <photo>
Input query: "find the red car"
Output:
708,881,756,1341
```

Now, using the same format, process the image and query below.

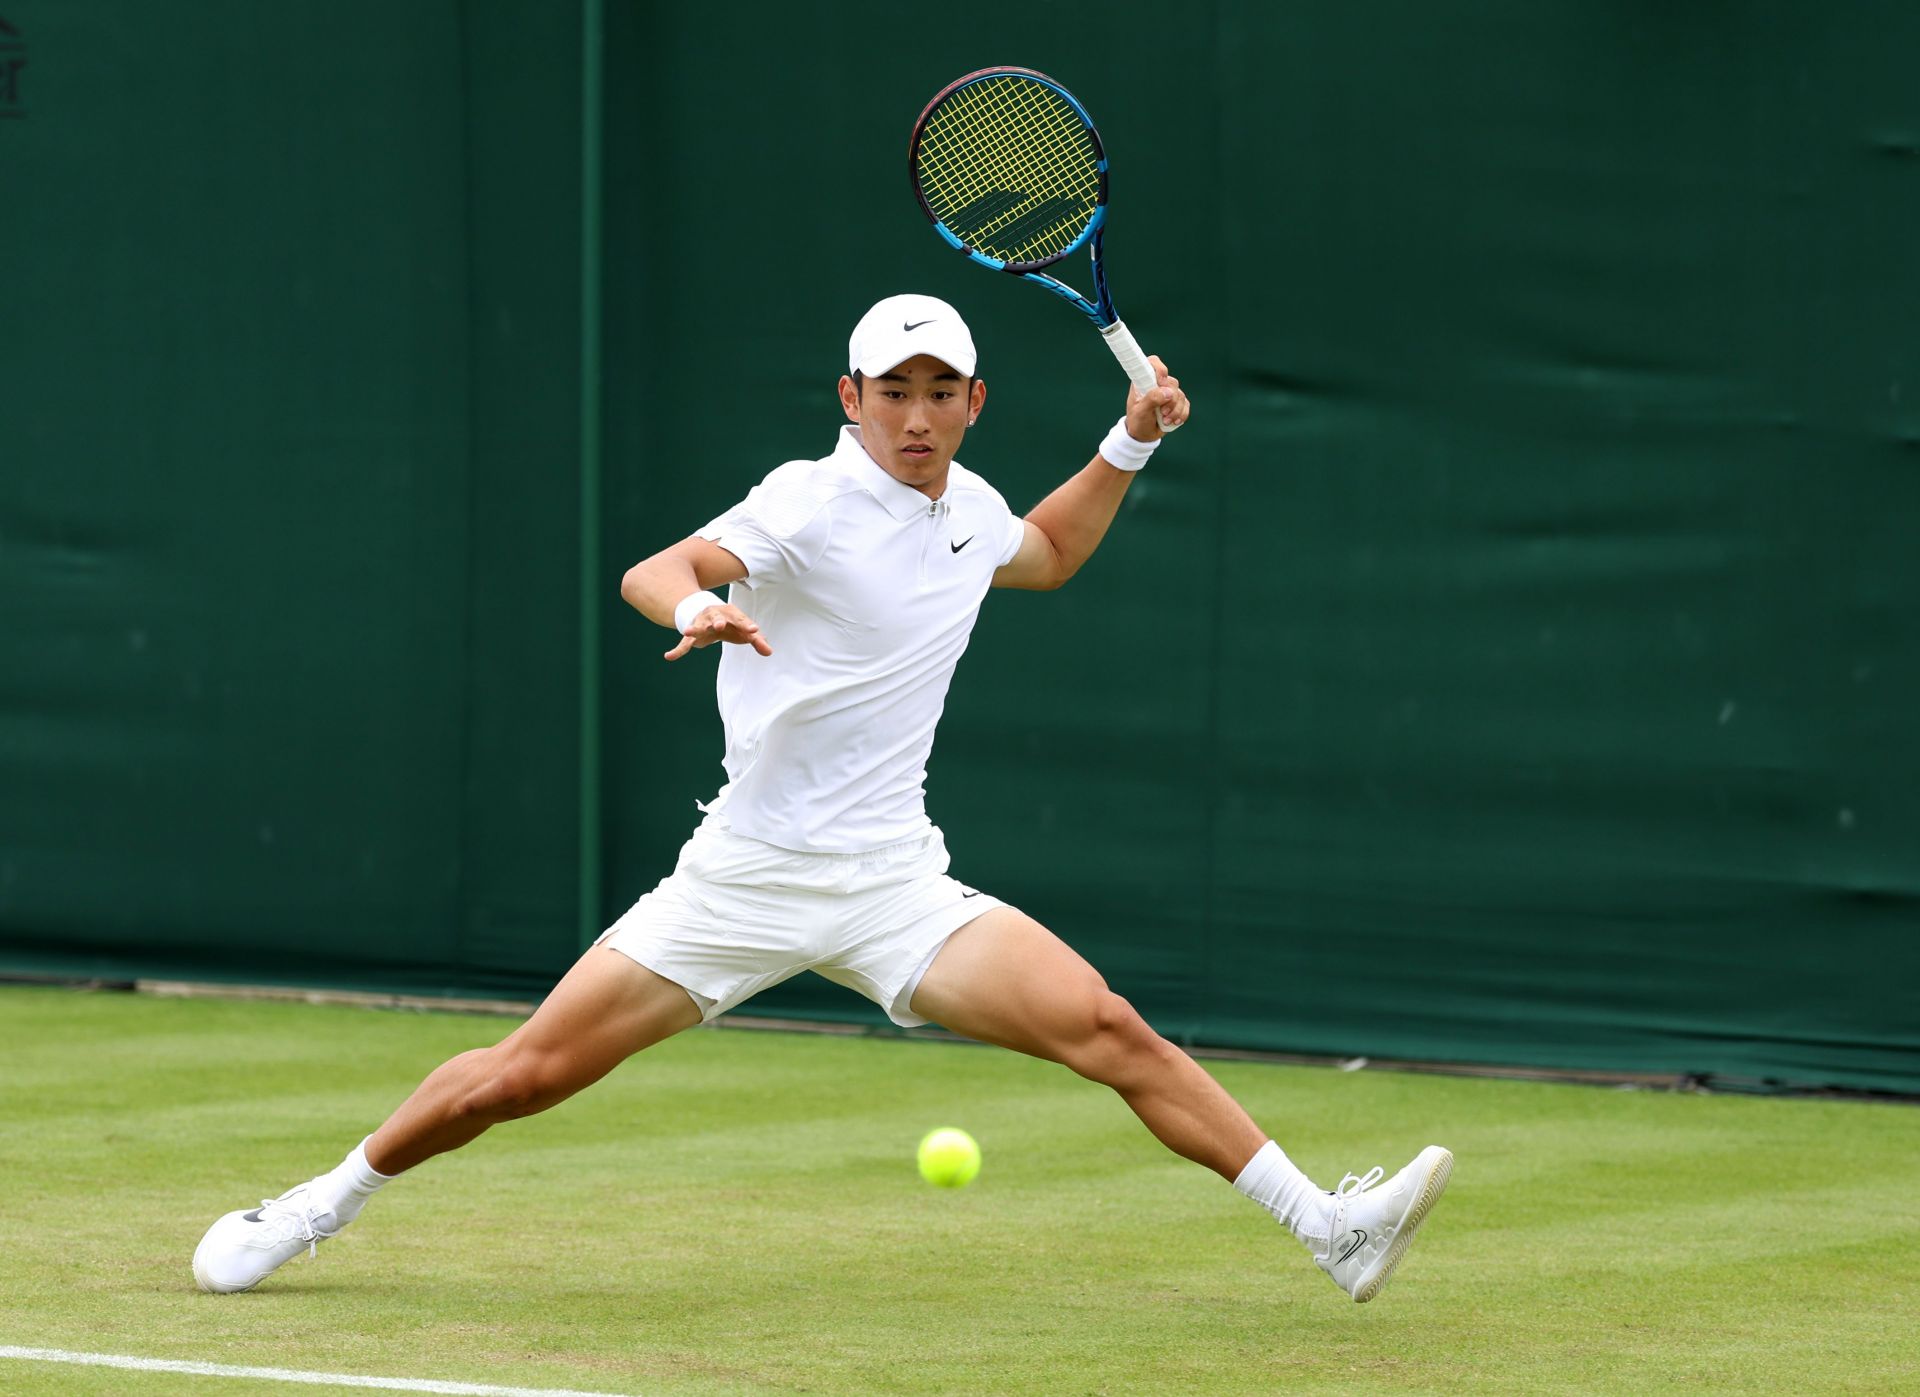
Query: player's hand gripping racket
910,66,1179,433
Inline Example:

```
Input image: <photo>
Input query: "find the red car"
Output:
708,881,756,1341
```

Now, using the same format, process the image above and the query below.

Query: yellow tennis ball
917,1127,981,1188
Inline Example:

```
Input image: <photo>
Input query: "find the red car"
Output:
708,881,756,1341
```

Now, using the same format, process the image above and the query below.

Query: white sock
1233,1140,1332,1245
307,1137,396,1228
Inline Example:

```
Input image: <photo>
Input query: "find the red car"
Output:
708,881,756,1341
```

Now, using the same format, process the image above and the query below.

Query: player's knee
1065,990,1162,1078
459,1048,569,1122
1090,989,1144,1042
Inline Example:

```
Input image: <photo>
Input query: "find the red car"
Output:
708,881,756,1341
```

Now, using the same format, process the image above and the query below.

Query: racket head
909,67,1108,276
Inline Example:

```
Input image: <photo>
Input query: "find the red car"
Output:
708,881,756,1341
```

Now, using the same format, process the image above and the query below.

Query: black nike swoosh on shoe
951,536,974,553
1337,1229,1368,1264
243,1209,265,1222
904,319,935,330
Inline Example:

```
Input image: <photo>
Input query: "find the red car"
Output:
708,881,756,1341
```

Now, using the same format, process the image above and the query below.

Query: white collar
837,425,947,521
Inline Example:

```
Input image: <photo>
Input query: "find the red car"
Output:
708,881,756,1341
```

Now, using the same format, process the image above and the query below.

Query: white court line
0,1347,635,1396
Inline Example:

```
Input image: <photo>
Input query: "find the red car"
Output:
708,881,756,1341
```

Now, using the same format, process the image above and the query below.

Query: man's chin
894,451,948,477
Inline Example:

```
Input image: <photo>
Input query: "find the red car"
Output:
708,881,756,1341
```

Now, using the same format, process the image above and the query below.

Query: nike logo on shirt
950,536,975,553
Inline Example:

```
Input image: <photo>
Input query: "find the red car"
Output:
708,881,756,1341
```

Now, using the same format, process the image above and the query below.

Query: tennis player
193,294,1451,1304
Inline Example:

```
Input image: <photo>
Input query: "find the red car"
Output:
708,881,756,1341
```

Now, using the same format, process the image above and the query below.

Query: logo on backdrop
0,16,25,119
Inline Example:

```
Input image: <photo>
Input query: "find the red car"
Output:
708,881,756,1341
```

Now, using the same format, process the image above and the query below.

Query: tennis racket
909,66,1179,432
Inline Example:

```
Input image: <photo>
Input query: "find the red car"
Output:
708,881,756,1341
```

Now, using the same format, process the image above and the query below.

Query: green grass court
2,984,1915,1395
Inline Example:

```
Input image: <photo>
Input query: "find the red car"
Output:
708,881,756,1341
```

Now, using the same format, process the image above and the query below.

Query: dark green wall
0,1,583,992
4,2,1915,1092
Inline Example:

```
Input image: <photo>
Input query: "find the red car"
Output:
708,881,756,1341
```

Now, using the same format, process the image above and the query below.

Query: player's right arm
620,537,772,662
993,358,1189,591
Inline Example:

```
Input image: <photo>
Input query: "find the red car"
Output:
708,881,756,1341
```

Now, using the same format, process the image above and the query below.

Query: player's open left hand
664,604,773,661
1125,356,1190,441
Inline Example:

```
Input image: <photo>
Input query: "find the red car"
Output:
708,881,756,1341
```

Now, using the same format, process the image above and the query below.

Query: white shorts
596,818,1006,1026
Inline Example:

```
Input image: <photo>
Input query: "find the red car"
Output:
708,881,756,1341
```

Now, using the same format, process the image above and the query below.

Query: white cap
847,293,977,378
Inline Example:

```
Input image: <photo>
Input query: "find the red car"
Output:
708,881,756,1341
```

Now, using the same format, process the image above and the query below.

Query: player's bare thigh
907,906,1112,1058
500,944,704,1070
908,906,1267,1179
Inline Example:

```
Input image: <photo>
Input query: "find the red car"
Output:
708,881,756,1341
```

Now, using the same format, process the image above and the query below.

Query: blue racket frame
910,66,1121,331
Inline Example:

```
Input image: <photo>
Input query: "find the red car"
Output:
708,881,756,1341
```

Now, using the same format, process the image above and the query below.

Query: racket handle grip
1100,320,1180,433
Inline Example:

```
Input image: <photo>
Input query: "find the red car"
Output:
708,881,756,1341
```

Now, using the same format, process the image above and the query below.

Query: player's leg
193,946,702,1293
365,946,702,1174
908,907,1451,1302
908,907,1263,1177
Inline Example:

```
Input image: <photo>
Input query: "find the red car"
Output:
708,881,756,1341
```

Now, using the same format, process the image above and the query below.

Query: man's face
838,354,988,498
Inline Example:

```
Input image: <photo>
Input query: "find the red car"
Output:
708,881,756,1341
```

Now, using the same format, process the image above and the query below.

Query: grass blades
2,985,1916,1395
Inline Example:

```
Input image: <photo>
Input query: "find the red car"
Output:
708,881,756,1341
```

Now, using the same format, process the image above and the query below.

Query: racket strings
915,75,1099,265
921,82,1092,257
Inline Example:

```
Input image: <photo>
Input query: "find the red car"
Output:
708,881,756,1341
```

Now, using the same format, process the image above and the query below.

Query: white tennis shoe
1313,1144,1453,1303
192,1183,341,1293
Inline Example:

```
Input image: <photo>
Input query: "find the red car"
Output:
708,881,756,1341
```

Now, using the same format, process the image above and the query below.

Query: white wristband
1098,416,1159,472
673,590,724,634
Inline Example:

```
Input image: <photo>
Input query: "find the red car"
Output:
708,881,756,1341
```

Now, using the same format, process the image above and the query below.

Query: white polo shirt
693,425,1027,853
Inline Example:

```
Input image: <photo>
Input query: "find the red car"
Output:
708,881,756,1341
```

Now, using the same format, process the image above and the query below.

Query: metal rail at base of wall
5,972,1911,1105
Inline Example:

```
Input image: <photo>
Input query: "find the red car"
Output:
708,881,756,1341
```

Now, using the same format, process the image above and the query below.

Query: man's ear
838,374,861,423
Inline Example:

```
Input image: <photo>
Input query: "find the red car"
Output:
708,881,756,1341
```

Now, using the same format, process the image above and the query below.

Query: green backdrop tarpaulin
3,1,1915,1092
0,0,584,993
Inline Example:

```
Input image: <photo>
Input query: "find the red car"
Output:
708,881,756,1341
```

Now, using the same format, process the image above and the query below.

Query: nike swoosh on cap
903,319,935,330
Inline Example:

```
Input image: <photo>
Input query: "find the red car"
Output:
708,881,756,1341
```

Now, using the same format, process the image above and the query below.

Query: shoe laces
1333,1165,1384,1199
1312,1166,1388,1265
254,1187,340,1259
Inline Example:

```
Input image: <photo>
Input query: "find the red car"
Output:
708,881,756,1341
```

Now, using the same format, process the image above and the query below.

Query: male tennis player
193,294,1451,1304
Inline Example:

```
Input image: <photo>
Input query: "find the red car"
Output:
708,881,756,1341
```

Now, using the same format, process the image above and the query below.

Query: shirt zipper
917,498,945,584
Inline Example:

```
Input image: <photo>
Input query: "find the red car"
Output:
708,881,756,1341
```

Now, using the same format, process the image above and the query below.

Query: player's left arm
621,536,768,660
992,357,1189,591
